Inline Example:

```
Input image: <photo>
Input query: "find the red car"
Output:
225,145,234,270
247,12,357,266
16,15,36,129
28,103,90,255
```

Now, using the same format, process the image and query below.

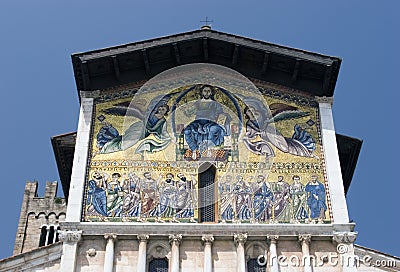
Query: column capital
137,234,150,243
169,234,183,245
266,235,279,244
202,234,214,244
298,234,312,244
315,96,334,105
58,230,82,244
80,90,101,98
234,233,247,245
104,233,117,241
332,232,357,244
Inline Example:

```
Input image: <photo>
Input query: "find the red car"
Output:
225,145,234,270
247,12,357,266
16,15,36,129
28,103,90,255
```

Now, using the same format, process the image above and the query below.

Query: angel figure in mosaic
218,175,234,222
241,97,316,160
175,173,197,222
232,175,252,222
95,94,177,156
121,172,141,218
252,175,274,223
290,175,309,222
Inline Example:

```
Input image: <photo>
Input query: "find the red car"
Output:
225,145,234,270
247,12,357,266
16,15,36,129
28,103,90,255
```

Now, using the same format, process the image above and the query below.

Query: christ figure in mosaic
183,85,231,159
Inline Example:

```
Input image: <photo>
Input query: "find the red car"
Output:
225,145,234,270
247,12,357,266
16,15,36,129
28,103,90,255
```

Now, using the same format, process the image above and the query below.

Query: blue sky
0,0,399,260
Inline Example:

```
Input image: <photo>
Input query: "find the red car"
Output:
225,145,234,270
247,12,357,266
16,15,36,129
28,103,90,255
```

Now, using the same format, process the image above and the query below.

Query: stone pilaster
59,230,82,272
104,233,117,272
169,234,182,272
234,233,247,272
267,235,279,272
137,234,149,272
202,235,214,272
299,234,313,272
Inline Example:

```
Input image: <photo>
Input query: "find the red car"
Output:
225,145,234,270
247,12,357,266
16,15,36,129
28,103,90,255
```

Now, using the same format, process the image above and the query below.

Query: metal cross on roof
200,16,213,26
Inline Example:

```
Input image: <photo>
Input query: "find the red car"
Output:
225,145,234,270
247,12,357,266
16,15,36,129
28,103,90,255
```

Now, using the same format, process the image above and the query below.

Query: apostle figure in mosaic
175,173,197,222
183,85,231,160
252,175,274,222
106,172,124,217
305,175,327,220
233,175,252,222
271,176,292,222
87,171,108,217
121,172,141,218
139,172,160,221
158,173,178,222
218,175,234,222
290,175,308,222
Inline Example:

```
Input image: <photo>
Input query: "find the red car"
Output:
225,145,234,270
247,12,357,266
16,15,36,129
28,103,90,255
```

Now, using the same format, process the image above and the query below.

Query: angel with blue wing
96,93,176,155
241,97,316,159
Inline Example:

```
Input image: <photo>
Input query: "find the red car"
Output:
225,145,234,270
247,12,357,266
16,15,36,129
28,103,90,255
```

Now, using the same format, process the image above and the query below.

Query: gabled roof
72,28,341,97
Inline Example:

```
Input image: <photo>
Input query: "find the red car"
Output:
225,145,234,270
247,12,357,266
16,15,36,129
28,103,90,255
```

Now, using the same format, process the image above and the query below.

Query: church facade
1,27,398,272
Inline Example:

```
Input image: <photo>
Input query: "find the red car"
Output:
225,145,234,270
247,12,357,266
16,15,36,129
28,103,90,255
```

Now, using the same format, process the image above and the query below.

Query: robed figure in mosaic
271,176,292,222
305,175,327,220
290,175,308,221
121,172,141,218
87,171,108,216
183,85,231,159
233,175,252,221
218,175,234,222
252,175,274,222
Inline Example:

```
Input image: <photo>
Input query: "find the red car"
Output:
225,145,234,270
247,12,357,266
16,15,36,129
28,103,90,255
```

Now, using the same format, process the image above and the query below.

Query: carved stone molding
58,230,82,244
332,232,357,244
266,235,279,244
298,234,312,245
169,234,183,246
137,234,150,243
201,235,214,245
234,233,248,245
86,248,96,257
104,233,117,241
315,96,334,105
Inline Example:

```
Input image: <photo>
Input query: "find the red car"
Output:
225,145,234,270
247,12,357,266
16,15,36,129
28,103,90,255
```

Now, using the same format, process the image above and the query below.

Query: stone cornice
60,222,355,237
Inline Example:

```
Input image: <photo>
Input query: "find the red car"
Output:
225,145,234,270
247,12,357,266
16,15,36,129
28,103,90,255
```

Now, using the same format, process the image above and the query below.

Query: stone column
137,234,149,272
299,234,313,272
202,235,214,272
333,232,358,272
104,233,117,272
169,234,182,272
59,230,82,272
234,233,247,272
267,235,279,272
